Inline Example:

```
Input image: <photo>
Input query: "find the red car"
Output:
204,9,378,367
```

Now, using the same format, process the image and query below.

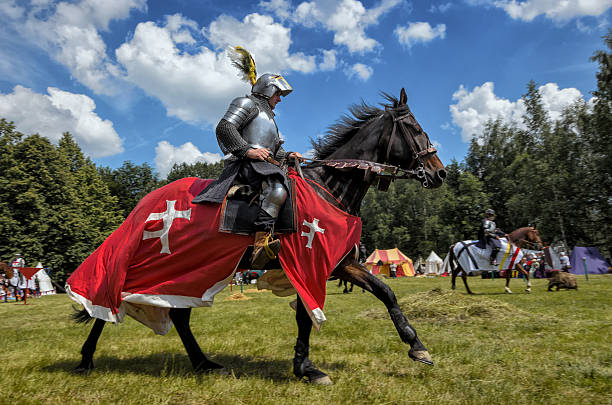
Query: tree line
1,32,609,284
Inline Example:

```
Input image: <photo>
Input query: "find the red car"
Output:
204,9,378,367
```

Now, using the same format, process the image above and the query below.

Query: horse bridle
383,107,437,187
290,106,438,189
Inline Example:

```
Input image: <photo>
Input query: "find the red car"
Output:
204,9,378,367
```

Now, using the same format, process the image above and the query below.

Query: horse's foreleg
516,264,531,293
169,308,224,372
293,298,333,385
504,269,513,294
74,318,105,373
334,259,433,366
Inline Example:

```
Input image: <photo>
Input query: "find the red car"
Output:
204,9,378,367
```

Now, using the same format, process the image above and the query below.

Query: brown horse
449,226,543,295
0,262,13,302
72,89,446,385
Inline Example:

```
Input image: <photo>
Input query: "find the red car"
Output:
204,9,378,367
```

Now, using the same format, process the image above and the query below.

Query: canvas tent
33,263,56,295
425,251,444,275
365,248,414,277
570,247,610,275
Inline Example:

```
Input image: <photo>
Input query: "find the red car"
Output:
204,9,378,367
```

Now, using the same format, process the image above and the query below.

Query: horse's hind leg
293,298,333,385
74,318,105,373
335,258,433,366
169,308,224,372
461,270,474,295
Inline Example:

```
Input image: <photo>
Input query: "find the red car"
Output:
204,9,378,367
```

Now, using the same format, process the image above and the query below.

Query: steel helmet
251,73,292,99
485,209,495,216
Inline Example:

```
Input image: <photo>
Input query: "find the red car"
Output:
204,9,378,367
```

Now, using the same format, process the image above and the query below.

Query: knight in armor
193,47,302,270
478,209,506,266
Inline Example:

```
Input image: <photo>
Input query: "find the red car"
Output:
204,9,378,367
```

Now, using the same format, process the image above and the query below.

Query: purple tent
569,247,611,275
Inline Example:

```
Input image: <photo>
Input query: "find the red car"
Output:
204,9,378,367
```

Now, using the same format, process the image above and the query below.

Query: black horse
73,89,446,385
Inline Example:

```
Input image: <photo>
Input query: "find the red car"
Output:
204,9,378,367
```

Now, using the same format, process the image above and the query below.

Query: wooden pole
582,257,589,281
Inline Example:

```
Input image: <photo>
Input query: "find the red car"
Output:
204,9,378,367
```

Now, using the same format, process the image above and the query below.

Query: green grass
1,275,611,404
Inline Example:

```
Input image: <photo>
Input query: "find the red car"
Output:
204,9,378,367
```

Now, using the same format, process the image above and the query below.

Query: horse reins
292,109,437,184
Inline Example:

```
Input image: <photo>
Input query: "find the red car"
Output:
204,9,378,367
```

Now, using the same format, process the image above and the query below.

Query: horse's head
526,227,544,250
382,88,446,188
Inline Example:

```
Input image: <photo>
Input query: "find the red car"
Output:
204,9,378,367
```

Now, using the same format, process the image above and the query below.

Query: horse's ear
399,88,407,105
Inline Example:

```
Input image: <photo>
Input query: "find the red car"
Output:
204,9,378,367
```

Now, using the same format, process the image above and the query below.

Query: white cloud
117,13,317,125
14,0,146,95
0,85,123,157
206,13,316,74
395,22,446,48
319,49,338,71
0,0,24,19
292,0,402,53
449,81,588,141
259,0,293,20
429,3,453,13
154,141,222,178
487,0,612,22
347,63,373,81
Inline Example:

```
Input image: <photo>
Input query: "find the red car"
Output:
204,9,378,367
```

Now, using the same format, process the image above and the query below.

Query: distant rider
478,209,507,266
559,251,571,272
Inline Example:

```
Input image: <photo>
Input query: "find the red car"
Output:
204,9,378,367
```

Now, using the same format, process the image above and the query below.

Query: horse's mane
312,93,409,160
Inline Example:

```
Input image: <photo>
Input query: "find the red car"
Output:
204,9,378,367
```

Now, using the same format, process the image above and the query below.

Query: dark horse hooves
408,348,434,366
72,361,94,375
294,357,333,385
195,359,227,374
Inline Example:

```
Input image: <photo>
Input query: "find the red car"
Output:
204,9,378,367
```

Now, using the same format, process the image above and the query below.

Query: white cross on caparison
142,200,191,254
301,218,325,249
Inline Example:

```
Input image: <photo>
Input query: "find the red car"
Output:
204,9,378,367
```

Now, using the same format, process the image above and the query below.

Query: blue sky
0,0,610,177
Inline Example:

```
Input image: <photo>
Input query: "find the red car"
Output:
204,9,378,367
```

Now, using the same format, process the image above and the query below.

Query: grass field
1,275,611,404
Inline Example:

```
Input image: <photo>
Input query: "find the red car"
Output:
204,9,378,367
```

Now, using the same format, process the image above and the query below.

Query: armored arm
216,96,258,157
483,219,497,238
274,144,287,162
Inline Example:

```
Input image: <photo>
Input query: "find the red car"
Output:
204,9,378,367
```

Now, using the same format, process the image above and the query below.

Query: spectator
10,253,25,301
389,263,397,278
559,252,571,273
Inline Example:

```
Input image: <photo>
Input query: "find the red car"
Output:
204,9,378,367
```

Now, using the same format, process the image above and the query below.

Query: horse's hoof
505,288,512,294
409,349,434,366
195,360,226,374
72,366,93,375
525,288,531,294
311,375,334,385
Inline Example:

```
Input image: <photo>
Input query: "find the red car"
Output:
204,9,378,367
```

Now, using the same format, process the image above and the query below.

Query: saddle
218,178,297,235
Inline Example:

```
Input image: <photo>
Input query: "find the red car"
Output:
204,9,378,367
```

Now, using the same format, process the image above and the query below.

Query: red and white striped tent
365,248,415,277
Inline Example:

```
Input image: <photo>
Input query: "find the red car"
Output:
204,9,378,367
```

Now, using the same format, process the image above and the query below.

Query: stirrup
261,233,279,260
252,233,281,269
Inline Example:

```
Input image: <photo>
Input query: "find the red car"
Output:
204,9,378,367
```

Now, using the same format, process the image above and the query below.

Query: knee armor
260,181,288,218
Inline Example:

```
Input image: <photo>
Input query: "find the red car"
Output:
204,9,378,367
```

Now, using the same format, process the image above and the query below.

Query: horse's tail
448,244,456,272
71,306,94,324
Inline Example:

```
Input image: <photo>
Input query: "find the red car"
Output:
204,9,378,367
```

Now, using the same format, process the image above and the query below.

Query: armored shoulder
222,96,258,128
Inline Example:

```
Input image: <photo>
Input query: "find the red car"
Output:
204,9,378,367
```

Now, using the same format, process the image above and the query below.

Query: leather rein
288,108,437,190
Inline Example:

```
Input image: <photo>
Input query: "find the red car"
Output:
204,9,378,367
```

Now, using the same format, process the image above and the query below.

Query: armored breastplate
241,108,280,152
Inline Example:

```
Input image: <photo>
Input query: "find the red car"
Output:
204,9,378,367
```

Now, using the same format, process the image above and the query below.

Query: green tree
165,161,224,183
99,161,160,218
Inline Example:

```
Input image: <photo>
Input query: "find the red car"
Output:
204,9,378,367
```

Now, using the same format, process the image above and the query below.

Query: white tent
425,251,444,274
33,262,56,295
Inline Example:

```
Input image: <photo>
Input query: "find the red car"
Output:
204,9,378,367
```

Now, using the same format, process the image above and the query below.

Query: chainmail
216,94,288,160
216,119,250,157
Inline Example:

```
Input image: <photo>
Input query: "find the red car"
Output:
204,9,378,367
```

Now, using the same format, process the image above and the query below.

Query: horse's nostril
437,169,447,180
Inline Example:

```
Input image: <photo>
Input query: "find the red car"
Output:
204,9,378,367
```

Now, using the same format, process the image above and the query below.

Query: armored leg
489,238,501,266
252,180,288,269
490,248,500,266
